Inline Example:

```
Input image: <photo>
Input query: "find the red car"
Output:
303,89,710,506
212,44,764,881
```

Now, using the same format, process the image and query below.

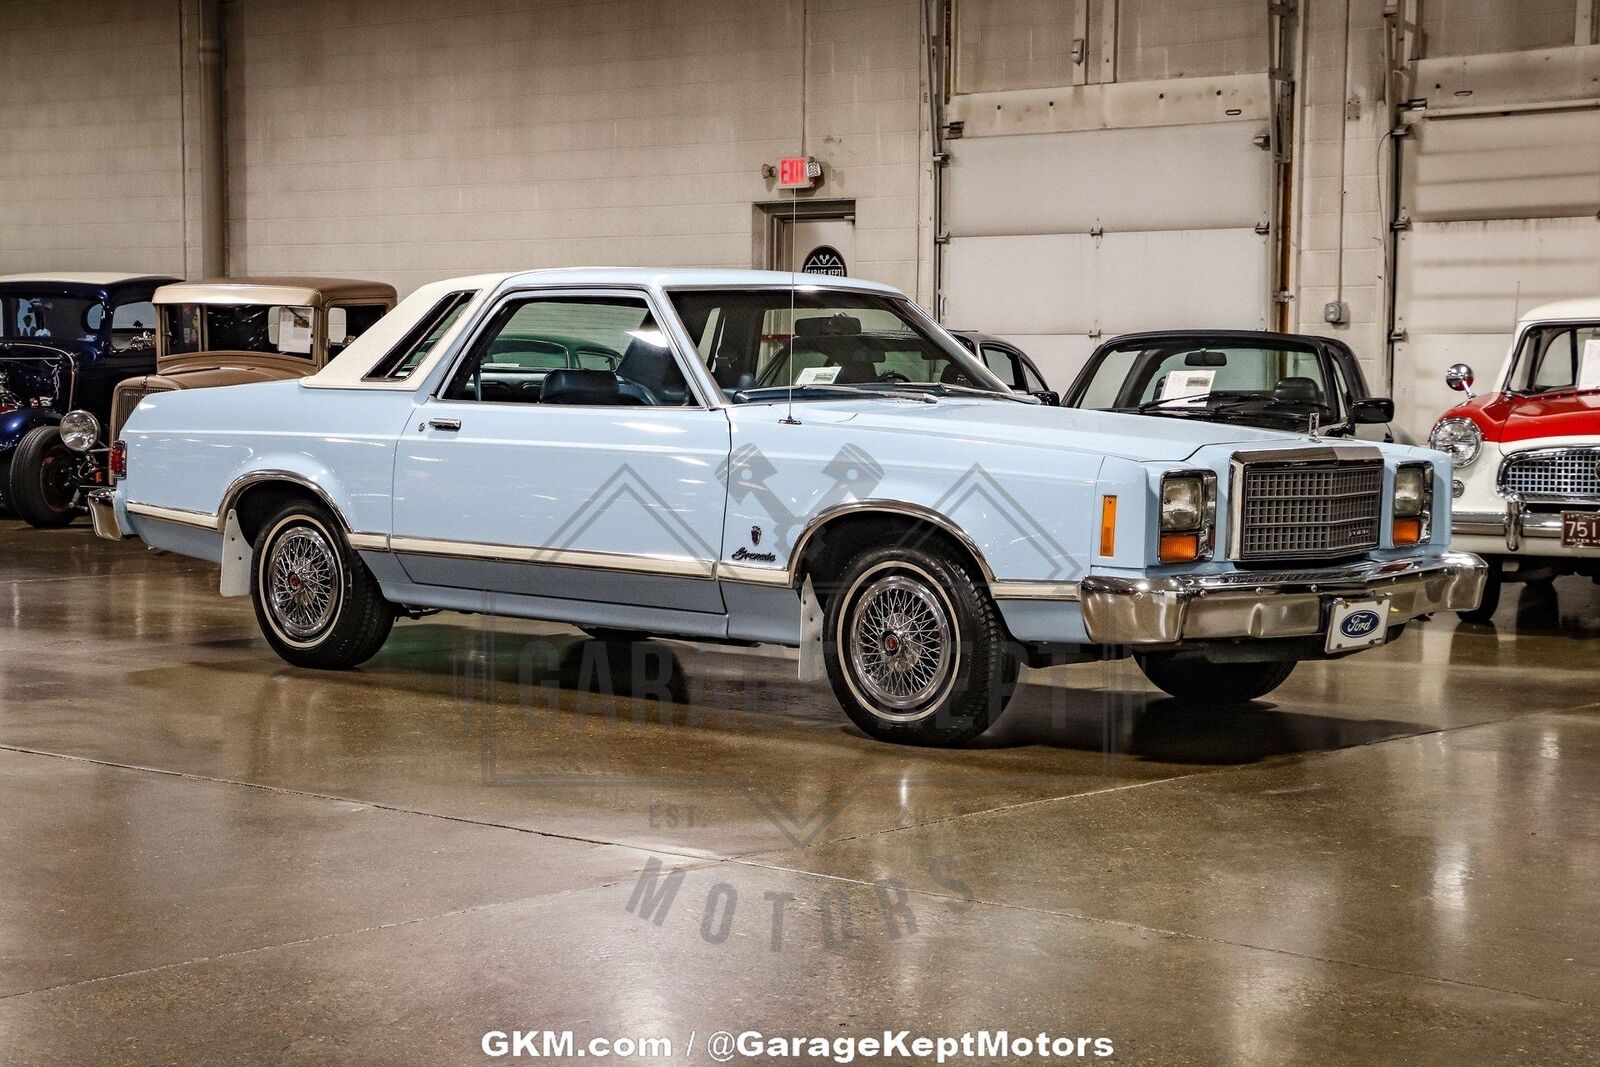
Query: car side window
443,295,692,407
111,301,157,352
327,304,387,358
367,291,474,380
981,345,1020,388
1020,360,1046,393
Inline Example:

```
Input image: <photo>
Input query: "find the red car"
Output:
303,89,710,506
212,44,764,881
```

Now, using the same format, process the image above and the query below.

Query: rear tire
1135,653,1296,705
1457,559,1502,623
250,500,395,669
822,541,1019,745
8,426,79,528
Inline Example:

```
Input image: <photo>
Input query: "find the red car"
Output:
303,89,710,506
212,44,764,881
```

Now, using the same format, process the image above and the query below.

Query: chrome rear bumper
1078,552,1486,646
87,488,128,541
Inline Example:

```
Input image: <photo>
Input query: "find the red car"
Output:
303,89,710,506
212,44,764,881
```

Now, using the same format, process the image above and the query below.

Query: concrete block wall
226,0,927,298
953,0,1080,93
0,0,187,276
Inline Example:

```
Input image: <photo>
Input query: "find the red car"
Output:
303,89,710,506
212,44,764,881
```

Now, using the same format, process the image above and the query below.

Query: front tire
250,501,395,669
822,542,1018,745
8,426,79,528
1135,653,1296,705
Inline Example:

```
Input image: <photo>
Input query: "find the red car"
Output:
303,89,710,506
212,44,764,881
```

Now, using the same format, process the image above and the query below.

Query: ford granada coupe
91,269,1484,745
1430,300,1600,622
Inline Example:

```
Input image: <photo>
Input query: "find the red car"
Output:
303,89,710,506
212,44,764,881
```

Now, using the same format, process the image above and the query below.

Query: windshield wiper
1136,390,1274,412
856,381,1032,403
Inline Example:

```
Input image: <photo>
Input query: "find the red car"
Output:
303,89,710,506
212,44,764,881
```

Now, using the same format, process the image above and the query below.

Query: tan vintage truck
106,276,397,440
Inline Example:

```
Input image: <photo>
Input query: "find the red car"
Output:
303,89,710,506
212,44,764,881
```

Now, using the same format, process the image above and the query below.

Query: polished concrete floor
2,518,1598,1065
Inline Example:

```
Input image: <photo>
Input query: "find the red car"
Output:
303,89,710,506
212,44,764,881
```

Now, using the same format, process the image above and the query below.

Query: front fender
0,407,59,458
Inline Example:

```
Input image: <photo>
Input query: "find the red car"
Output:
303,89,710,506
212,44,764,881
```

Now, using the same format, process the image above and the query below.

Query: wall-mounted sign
802,246,847,277
777,156,822,189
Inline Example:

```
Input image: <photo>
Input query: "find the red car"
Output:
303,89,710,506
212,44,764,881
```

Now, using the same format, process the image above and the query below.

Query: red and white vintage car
1431,300,1600,621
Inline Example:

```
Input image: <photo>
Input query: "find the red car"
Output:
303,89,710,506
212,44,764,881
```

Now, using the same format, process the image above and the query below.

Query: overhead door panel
941,121,1271,389
1391,110,1600,440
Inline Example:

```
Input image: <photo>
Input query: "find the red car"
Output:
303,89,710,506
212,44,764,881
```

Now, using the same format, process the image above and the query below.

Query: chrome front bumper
87,488,128,541
1078,552,1486,647
1455,498,1599,552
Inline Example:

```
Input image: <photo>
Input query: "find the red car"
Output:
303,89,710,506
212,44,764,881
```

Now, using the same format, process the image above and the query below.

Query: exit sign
777,156,821,189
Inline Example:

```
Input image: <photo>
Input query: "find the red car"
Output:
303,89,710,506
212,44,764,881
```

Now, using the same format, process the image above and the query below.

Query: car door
390,288,731,615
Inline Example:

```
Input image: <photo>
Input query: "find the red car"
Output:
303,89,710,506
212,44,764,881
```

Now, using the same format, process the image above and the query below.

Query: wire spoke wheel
266,526,340,640
846,572,954,716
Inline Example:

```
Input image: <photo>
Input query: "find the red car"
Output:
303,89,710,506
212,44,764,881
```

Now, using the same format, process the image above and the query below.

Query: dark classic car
0,272,177,526
948,330,1058,404
1064,330,1396,438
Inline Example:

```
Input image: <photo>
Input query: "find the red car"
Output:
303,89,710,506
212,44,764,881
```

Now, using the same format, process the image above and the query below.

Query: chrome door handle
427,419,462,431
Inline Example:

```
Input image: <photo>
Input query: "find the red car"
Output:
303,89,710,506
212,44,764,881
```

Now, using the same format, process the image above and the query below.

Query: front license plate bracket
1325,596,1390,653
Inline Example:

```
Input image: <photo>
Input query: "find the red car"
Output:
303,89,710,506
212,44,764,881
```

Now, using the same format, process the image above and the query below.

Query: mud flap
219,509,252,597
798,576,826,682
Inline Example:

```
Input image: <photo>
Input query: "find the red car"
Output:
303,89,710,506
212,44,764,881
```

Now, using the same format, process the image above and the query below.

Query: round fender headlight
1429,417,1482,466
59,409,101,453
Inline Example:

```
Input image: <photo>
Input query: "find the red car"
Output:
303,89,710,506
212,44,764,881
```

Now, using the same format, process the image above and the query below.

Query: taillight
110,441,127,480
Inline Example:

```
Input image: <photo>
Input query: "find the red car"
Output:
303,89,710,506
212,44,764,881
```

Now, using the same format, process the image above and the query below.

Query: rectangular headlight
1393,465,1428,518
1158,471,1215,563
1160,474,1205,532
1392,463,1432,546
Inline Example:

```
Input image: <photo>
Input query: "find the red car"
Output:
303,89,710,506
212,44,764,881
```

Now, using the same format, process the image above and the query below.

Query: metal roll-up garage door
940,121,1273,386
1392,109,1600,440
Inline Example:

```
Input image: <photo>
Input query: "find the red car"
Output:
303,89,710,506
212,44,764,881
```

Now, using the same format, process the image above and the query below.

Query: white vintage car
1431,299,1600,621
92,268,1483,745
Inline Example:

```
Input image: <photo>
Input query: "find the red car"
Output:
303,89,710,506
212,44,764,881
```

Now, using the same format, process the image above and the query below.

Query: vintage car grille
110,383,173,441
1235,460,1384,560
1500,448,1600,501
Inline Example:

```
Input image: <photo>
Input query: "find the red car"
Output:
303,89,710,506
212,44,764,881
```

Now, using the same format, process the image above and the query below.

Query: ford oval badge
1340,609,1382,639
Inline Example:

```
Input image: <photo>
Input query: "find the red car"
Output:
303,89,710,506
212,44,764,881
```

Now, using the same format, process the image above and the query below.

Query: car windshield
1506,323,1600,394
162,303,318,358
667,288,1005,400
2,294,104,342
1074,339,1335,417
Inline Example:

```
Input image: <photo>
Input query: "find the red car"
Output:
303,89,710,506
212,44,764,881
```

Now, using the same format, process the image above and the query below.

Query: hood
1444,389,1600,444
787,395,1316,462
0,340,84,412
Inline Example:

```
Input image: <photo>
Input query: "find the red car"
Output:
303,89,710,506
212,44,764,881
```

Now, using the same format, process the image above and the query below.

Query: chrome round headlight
58,409,101,453
1428,417,1481,466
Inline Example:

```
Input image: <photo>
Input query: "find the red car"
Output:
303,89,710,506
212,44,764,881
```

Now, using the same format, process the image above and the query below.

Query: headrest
541,368,620,404
1272,376,1323,405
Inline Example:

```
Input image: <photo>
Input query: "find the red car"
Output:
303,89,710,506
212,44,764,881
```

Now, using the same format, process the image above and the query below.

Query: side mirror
1350,397,1394,425
1031,389,1061,406
1445,363,1476,397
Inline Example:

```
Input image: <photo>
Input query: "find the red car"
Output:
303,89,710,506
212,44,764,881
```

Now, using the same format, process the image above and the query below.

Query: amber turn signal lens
1099,495,1117,556
1159,532,1201,563
1392,517,1423,545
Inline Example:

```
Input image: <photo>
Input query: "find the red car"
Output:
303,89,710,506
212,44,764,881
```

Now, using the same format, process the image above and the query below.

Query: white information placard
1158,369,1216,406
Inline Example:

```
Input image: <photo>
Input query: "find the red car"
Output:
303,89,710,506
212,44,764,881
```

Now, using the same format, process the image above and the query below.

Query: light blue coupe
88,269,1485,744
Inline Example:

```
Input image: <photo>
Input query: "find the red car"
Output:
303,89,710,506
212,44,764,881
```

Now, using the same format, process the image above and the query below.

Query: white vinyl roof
1519,299,1600,325
305,267,906,390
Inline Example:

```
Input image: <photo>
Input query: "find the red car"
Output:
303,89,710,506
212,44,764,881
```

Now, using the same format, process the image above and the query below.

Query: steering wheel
876,370,913,384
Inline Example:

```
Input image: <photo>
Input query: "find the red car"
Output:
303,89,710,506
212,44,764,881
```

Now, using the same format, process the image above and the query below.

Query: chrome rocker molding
1078,552,1486,646
388,535,717,580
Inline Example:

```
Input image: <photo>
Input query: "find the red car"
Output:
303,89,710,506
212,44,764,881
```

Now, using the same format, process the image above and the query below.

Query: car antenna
782,187,801,426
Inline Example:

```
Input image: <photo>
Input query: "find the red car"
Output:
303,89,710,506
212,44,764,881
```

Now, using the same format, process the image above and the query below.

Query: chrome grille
1236,461,1383,560
1501,448,1600,500
110,383,171,440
